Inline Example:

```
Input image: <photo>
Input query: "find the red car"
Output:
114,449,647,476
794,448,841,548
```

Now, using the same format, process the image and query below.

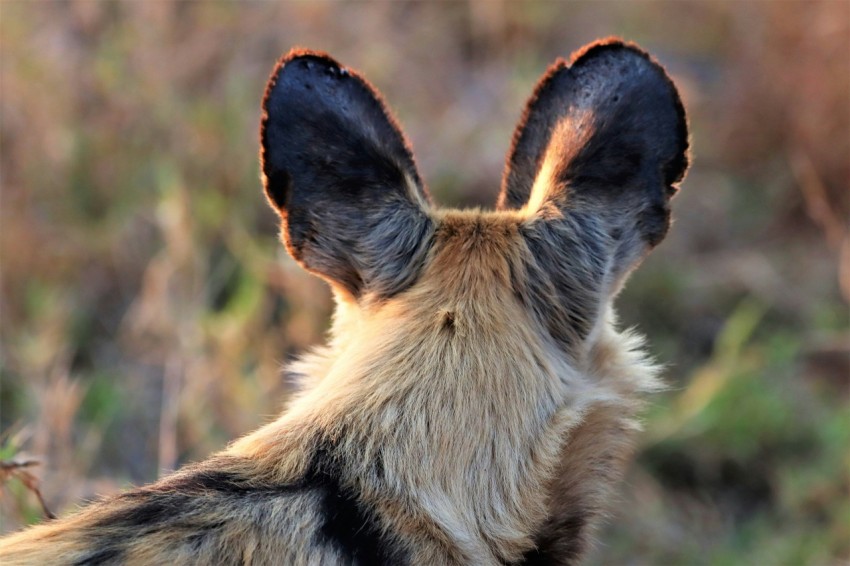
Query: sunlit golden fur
0,38,687,565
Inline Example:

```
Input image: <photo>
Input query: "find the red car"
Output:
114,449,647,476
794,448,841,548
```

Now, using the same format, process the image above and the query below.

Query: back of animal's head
260,40,688,357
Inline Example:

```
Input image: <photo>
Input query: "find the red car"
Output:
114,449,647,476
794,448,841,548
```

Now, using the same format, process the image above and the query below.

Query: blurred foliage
603,302,850,564
0,1,847,563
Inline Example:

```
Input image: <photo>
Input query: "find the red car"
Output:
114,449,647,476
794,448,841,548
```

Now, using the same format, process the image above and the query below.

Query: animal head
260,39,688,359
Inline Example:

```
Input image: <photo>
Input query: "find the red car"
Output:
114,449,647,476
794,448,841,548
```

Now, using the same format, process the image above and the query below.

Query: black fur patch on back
155,456,290,495
307,447,409,566
516,512,587,566
72,545,124,566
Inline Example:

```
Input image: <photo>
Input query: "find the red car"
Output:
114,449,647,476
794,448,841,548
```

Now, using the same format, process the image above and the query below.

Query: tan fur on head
0,38,687,565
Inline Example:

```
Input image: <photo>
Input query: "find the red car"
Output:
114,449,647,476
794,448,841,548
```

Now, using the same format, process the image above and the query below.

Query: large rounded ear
499,38,689,249
498,40,689,351
261,50,433,299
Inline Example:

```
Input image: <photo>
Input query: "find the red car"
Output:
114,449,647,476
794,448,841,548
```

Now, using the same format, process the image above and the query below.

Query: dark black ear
497,40,689,352
261,49,433,299
498,38,689,249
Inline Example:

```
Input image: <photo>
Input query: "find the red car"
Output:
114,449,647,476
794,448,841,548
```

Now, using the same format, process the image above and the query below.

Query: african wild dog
0,38,688,565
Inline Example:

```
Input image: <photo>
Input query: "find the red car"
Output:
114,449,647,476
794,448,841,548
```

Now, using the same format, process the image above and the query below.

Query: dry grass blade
0,459,56,521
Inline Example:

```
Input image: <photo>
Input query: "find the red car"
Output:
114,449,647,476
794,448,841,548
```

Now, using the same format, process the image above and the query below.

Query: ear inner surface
498,39,689,249
261,50,428,211
260,50,433,299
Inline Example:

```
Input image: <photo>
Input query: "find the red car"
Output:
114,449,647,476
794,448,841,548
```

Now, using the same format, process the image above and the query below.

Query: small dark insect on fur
0,38,688,565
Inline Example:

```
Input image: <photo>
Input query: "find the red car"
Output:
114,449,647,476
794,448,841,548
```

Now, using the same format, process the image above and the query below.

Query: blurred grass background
0,1,848,563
